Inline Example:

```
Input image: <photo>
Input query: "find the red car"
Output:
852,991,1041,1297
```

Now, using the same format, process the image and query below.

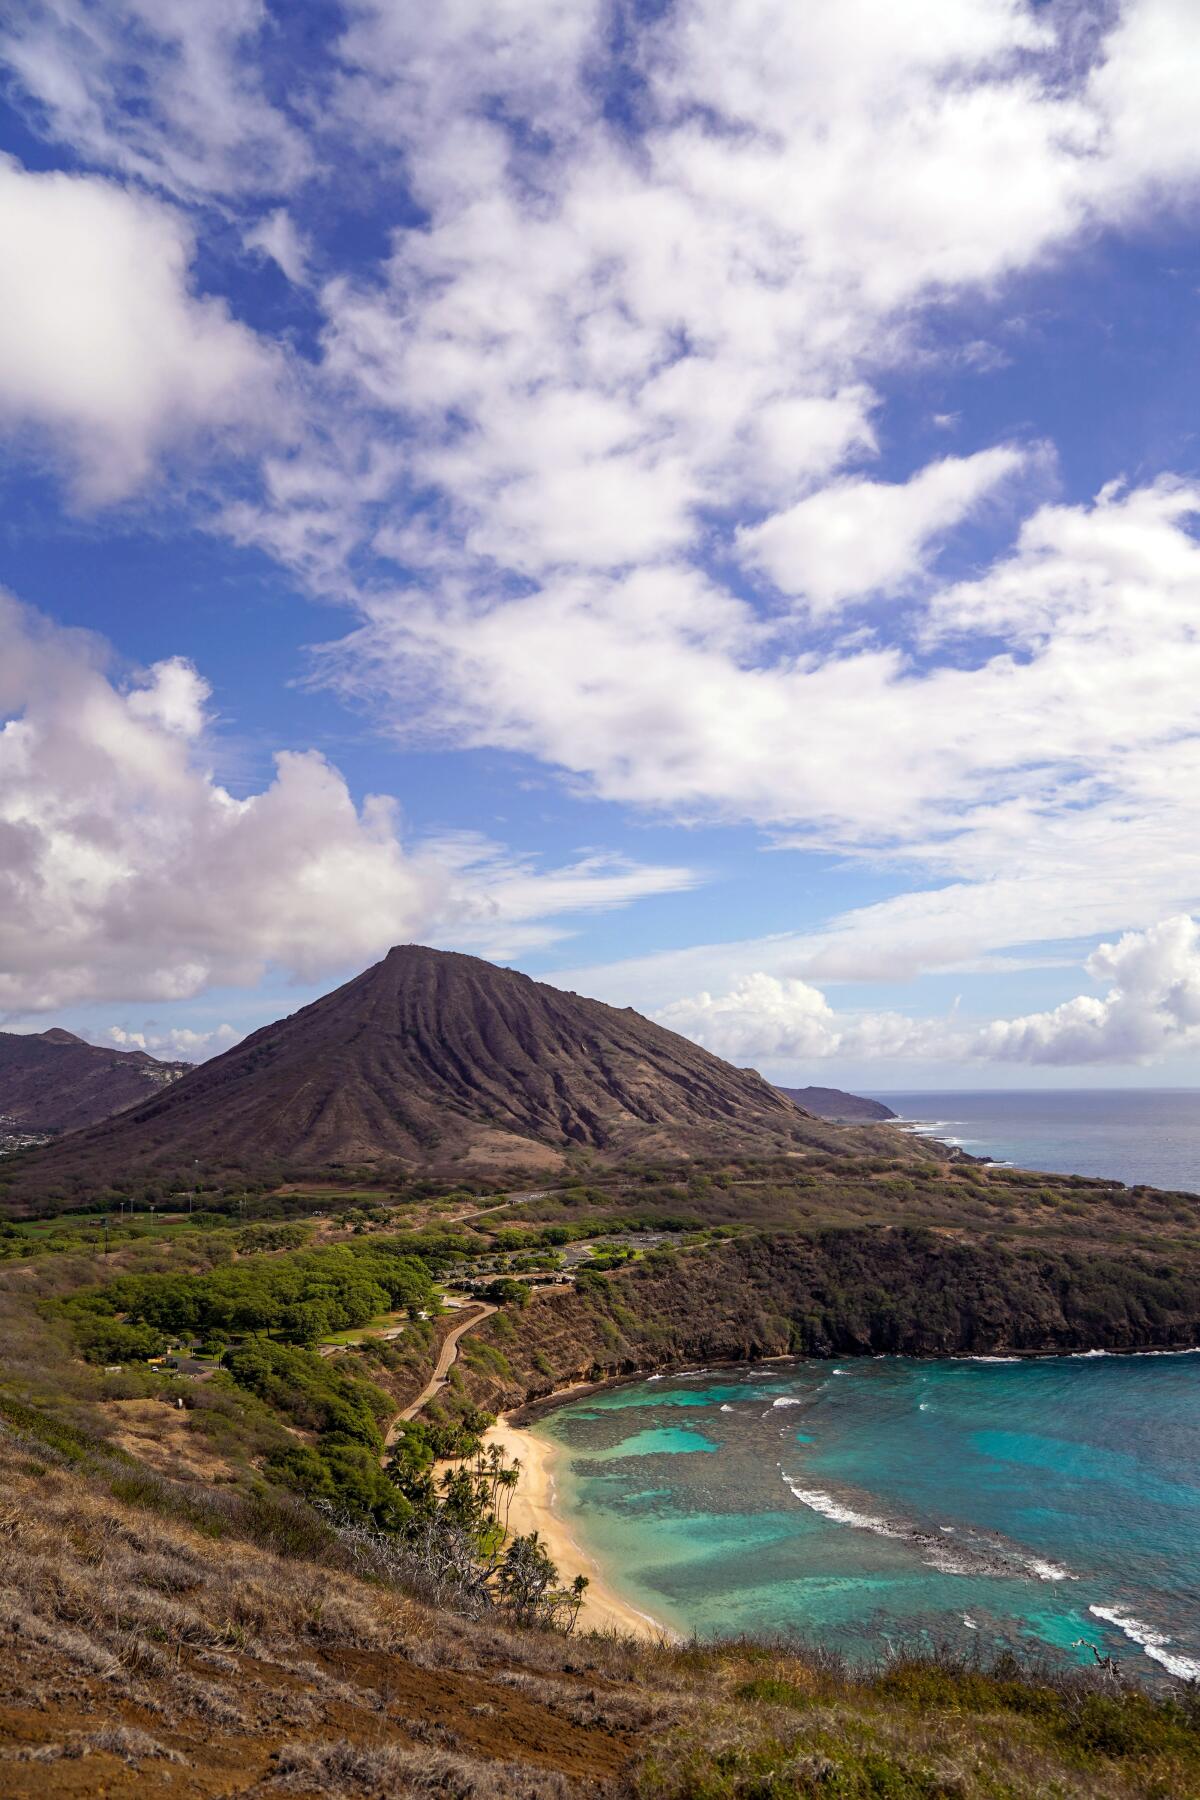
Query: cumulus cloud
981,917,1200,1064
0,157,281,500
243,208,311,285
6,2,1200,1016
108,1022,241,1062
657,974,955,1067
656,918,1200,1071
248,3,1200,993
735,448,1025,614
0,595,696,1013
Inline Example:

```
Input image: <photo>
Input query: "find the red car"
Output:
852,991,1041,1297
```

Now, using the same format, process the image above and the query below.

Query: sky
3,1,1200,1090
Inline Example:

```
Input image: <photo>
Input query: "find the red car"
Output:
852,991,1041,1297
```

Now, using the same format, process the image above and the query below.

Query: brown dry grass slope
8,946,909,1198
1,1413,1199,1799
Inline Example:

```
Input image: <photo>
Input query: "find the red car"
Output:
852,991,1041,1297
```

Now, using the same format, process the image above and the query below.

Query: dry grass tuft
272,1737,575,1796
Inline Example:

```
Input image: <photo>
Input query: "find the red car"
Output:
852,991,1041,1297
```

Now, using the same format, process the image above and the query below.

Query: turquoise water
538,1355,1200,1688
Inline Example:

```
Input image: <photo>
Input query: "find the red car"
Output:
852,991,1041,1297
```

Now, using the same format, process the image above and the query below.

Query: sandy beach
483,1416,676,1642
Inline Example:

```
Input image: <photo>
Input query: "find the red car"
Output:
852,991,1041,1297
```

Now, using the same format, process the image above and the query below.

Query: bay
537,1353,1200,1689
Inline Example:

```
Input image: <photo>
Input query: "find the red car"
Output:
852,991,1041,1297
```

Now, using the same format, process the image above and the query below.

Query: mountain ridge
776,1084,897,1122
8,945,901,1193
0,1029,189,1134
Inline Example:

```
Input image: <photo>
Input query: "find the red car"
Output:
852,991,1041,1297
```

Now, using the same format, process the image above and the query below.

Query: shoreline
484,1343,1199,1641
482,1414,677,1642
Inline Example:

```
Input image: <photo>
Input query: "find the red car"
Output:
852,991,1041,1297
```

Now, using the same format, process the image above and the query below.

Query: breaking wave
781,1476,1076,1582
1089,1606,1200,1681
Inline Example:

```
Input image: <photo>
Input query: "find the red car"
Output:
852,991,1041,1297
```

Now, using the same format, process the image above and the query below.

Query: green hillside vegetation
2,1148,1199,1791
55,1239,437,1353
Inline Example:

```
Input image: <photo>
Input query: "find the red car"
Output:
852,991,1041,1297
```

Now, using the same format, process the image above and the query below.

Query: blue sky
3,1,1200,1088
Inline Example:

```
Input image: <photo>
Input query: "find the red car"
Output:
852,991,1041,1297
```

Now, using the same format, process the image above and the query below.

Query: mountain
776,1085,897,1122
0,1029,189,1134
9,946,897,1191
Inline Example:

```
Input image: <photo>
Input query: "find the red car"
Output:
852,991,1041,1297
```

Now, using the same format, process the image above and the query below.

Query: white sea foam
781,1476,1075,1582
962,1616,978,1629
1089,1607,1200,1681
781,1479,974,1575
1027,1558,1073,1582
783,1483,903,1539
918,1402,931,1411
719,1404,734,1413
772,1397,803,1408
961,1355,1021,1363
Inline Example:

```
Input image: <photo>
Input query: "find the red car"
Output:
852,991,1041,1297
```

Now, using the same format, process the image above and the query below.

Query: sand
483,1416,676,1642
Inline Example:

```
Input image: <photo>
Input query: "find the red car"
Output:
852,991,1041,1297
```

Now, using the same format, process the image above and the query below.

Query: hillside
6,946,908,1198
3,1410,1195,1800
777,1085,897,1122
2,1171,1200,1796
0,1029,188,1134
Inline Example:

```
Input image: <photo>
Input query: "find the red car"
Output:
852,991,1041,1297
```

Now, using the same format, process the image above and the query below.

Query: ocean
538,1355,1200,1687
872,1088,1200,1192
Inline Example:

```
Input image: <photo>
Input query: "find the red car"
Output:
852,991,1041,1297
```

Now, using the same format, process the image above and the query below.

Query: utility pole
102,1216,109,1256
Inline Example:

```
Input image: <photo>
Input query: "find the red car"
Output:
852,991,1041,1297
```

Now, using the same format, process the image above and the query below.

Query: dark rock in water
776,1085,897,1122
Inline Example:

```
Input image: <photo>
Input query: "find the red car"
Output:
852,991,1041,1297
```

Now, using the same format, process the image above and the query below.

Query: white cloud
0,0,311,199
981,916,1200,1064
332,477,1200,993
108,1022,241,1062
736,448,1025,614
657,973,956,1067
6,1,1200,1027
270,4,1200,998
0,594,696,1012
655,918,1200,1072
244,207,311,285
658,974,841,1062
0,157,281,501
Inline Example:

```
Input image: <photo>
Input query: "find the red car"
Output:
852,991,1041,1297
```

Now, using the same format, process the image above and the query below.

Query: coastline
483,1414,677,1642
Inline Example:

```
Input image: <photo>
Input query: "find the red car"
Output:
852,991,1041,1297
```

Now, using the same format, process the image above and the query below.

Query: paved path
384,1301,497,1446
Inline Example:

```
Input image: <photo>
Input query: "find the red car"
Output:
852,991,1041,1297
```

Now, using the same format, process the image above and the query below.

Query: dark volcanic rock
776,1085,897,1122
0,1030,188,1133
15,945,881,1187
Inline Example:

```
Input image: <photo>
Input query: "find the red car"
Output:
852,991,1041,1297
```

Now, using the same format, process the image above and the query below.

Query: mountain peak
0,1029,187,1134
15,944,862,1187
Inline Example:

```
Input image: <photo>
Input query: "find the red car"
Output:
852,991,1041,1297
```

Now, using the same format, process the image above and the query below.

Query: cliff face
13,945,893,1190
454,1228,1200,1416
776,1085,897,1122
0,1030,188,1133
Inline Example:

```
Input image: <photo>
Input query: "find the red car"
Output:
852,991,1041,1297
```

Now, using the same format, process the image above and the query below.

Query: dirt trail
385,1301,497,1446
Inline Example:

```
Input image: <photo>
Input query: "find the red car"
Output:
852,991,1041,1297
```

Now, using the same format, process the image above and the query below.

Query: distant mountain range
775,1086,897,1123
9,946,906,1190
0,1029,188,1134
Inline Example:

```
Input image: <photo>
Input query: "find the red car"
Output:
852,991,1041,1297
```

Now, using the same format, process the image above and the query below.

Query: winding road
384,1300,497,1448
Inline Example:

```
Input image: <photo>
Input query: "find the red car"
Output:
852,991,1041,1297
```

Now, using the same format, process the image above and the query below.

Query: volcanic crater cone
13,945,853,1186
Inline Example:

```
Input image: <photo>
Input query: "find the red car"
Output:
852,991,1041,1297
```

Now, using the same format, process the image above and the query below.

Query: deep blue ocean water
540,1355,1200,1688
872,1089,1200,1191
